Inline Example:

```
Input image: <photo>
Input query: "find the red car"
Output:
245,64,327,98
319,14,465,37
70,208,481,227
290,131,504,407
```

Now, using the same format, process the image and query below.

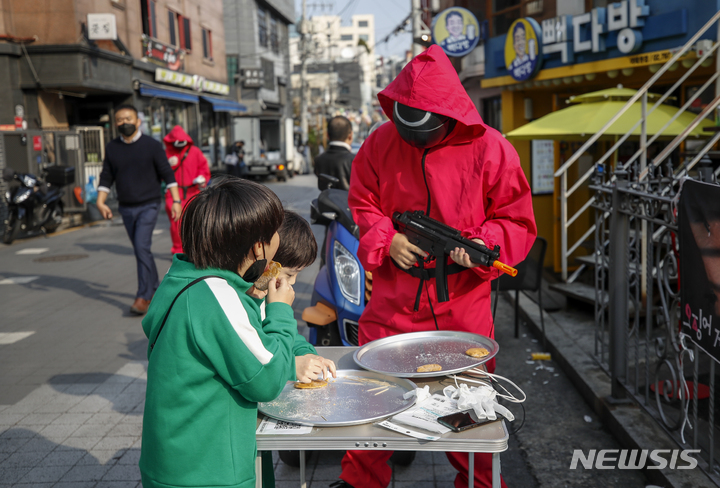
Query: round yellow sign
432,7,480,58
504,18,543,81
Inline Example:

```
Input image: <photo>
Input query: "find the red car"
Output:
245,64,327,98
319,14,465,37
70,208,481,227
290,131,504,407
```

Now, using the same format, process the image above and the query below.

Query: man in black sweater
97,105,182,315
314,116,354,191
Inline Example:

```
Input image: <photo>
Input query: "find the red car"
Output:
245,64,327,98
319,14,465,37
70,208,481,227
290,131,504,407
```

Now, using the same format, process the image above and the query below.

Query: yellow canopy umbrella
505,87,713,141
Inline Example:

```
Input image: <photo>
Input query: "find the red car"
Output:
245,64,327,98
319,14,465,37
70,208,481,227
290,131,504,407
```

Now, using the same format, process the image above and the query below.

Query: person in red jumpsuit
163,126,211,254
337,45,537,488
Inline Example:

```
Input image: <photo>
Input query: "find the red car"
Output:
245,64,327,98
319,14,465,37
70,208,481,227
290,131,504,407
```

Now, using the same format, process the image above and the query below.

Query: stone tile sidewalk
0,362,146,488
0,360,464,488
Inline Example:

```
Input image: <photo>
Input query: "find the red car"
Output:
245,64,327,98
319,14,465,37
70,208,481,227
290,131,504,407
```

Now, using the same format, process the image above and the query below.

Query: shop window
200,104,213,148
311,88,321,98
168,10,179,46
141,0,157,38
271,16,279,54
202,28,213,60
341,34,353,41
262,58,275,90
258,8,268,48
227,55,239,86
358,20,368,27
482,96,502,132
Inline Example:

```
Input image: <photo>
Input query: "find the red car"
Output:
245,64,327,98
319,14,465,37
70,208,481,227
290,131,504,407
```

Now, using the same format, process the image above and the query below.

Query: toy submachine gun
392,210,518,303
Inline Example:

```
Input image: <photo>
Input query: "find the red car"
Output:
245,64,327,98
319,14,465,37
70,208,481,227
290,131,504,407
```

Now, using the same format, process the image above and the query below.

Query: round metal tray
353,330,499,378
258,370,417,427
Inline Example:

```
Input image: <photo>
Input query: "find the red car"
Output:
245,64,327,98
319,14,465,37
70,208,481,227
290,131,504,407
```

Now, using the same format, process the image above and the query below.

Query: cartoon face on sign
431,7,480,58
504,18,542,82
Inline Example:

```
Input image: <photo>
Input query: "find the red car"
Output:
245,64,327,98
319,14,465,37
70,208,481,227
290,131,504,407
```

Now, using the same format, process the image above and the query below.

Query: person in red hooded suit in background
332,46,537,488
163,126,211,254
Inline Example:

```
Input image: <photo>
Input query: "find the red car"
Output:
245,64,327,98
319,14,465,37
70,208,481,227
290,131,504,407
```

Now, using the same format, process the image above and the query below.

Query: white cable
448,368,527,404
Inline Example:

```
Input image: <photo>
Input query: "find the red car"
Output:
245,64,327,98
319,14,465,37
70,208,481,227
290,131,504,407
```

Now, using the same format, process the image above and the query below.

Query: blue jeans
119,202,160,300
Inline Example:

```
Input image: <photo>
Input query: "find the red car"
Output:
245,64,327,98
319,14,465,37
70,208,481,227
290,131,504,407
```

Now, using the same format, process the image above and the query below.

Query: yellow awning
506,88,713,141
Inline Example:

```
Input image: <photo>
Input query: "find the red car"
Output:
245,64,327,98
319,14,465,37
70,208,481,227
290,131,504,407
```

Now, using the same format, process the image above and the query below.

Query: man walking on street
96,105,182,315
314,116,354,190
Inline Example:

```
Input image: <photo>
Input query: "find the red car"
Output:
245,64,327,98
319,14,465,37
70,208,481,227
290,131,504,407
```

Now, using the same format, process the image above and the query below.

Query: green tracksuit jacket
140,254,316,488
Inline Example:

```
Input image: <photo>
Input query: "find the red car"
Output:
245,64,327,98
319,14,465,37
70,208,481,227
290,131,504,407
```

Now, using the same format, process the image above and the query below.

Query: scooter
2,165,73,244
302,174,366,347
282,174,415,469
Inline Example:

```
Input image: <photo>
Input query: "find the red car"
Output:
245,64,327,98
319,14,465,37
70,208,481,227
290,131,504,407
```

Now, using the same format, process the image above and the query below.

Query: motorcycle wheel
43,204,63,233
2,213,20,245
314,321,342,346
390,451,417,466
278,450,314,467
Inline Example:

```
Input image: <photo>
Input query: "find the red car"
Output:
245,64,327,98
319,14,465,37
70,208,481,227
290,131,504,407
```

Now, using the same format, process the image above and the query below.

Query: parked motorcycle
281,175,415,469
302,174,365,347
2,165,74,244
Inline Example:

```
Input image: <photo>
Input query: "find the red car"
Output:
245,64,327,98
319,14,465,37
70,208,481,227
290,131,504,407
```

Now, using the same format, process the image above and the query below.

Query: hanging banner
679,179,720,362
431,7,480,58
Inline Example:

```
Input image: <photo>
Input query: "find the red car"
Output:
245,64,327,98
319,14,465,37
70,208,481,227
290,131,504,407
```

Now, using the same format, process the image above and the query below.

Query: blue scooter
302,175,366,346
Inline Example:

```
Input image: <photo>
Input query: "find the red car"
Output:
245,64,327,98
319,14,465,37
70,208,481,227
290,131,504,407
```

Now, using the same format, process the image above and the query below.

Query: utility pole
300,0,309,145
411,0,437,57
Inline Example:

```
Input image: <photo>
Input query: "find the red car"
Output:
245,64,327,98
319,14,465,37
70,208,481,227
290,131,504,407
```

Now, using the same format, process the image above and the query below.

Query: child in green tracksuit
140,179,335,488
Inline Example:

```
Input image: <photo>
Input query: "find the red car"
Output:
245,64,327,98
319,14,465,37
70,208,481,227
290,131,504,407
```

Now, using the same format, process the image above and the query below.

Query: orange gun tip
493,261,518,277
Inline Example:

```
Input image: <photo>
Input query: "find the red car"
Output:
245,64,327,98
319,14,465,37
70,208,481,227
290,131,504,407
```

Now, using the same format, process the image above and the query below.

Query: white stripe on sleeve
204,278,274,365
260,301,266,321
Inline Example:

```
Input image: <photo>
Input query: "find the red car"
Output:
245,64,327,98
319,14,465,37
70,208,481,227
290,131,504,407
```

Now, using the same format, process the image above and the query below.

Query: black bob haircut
327,116,352,142
115,104,138,116
181,178,284,272
273,210,318,269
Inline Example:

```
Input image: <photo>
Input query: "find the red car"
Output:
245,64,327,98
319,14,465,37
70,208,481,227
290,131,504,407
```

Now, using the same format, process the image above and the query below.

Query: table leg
300,451,306,488
468,451,474,488
492,452,500,488
255,452,262,488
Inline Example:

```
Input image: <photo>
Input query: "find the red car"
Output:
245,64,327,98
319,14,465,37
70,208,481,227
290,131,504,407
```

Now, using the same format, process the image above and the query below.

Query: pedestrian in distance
139,179,336,488
224,140,246,177
335,45,537,488
163,125,211,255
314,116,355,191
96,104,182,316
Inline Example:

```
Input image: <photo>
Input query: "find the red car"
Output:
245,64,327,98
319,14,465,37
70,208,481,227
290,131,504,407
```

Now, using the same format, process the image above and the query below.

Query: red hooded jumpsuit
343,46,537,488
163,126,211,254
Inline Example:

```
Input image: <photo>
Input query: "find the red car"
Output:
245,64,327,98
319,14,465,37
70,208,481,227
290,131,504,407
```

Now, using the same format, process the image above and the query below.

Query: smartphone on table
437,410,502,432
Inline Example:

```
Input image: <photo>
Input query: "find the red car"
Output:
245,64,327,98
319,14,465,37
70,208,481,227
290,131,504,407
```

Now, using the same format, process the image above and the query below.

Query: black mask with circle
393,101,456,149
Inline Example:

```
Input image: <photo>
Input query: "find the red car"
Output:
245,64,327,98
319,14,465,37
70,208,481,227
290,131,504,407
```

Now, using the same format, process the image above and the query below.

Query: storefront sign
431,7,480,58
155,68,195,89
155,68,230,96
203,80,230,96
541,0,648,65
87,13,117,40
142,35,184,71
531,140,554,195
242,68,264,88
32,136,42,152
505,18,543,81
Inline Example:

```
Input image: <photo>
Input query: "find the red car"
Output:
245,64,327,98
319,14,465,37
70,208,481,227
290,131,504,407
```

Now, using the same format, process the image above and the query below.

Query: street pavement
0,175,648,487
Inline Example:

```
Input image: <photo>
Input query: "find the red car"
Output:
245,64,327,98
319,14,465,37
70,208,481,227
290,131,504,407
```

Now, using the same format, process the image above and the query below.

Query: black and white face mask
242,246,267,283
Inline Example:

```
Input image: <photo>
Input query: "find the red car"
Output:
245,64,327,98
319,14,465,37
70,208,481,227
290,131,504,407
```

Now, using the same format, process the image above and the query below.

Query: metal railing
592,162,720,484
555,10,720,282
